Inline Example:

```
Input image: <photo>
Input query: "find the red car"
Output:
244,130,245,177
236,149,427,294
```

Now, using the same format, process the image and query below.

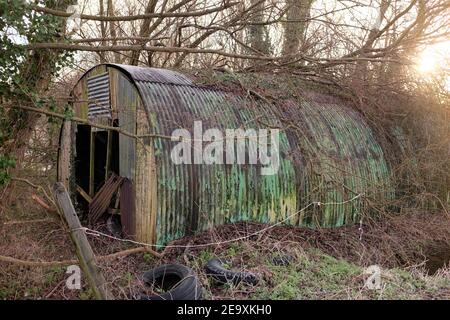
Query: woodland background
0,0,449,299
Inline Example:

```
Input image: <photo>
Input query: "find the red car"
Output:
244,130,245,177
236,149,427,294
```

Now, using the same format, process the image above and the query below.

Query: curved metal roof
106,63,194,86
73,63,393,245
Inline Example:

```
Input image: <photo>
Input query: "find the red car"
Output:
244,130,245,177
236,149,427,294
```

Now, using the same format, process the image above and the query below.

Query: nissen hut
58,64,392,246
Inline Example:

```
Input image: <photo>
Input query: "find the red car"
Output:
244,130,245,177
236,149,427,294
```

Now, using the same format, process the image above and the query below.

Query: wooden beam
57,120,72,187
105,129,112,181
76,184,92,203
53,182,114,300
89,131,95,197
89,173,124,223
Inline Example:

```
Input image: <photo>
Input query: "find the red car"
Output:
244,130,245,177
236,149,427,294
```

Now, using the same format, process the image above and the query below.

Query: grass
45,266,65,286
2,230,449,300
1,182,449,300
184,243,450,300
143,252,156,264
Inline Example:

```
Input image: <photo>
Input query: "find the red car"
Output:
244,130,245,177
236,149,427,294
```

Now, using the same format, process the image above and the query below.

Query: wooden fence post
53,182,114,300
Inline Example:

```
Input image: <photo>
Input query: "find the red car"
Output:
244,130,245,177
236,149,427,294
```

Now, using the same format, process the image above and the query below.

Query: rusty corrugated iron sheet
74,64,393,246
112,65,391,244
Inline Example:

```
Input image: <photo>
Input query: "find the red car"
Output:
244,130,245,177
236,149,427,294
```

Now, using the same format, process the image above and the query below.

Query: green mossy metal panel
73,64,393,246
135,79,298,245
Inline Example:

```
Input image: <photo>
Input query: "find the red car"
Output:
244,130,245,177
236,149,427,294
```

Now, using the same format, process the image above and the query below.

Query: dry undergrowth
1,180,450,300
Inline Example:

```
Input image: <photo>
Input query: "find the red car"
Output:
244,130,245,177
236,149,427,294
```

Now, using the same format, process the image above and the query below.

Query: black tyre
205,259,258,286
140,264,202,300
272,254,294,266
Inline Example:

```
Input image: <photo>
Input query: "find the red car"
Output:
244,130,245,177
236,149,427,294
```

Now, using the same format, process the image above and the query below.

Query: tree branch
30,2,238,22
0,247,162,267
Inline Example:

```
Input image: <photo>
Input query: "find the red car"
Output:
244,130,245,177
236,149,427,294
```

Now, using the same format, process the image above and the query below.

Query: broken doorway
74,123,120,217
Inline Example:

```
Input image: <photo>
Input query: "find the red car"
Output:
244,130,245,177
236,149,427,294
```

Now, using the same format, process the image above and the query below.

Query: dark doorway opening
93,130,108,193
75,125,91,212
74,123,120,209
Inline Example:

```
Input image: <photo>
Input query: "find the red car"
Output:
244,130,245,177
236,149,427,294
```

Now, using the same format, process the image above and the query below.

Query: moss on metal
69,64,394,246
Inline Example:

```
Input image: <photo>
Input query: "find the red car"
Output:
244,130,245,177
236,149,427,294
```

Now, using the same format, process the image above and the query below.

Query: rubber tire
140,264,202,300
272,254,294,266
204,259,258,286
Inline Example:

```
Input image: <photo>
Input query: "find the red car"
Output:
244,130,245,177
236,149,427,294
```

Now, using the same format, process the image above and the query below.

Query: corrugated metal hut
58,63,392,246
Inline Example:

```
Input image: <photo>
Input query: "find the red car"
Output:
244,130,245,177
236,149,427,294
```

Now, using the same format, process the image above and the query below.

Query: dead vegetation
1,174,450,300
0,0,449,300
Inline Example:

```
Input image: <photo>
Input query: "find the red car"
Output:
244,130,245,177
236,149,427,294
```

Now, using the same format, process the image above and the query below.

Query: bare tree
247,0,271,55
107,0,122,63
99,0,107,63
129,0,159,65
282,0,314,56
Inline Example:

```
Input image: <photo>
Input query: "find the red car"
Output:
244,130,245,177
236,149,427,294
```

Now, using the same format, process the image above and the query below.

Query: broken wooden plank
89,173,124,223
31,194,57,213
76,184,92,203
53,182,114,300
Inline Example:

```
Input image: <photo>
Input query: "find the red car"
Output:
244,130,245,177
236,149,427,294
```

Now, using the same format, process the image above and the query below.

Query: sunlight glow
415,41,450,74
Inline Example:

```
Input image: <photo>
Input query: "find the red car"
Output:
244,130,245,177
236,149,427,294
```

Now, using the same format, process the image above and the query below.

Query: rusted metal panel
69,63,393,247
282,98,392,227
111,64,193,85
72,65,108,120
116,71,136,180
120,178,135,238
137,79,297,245
131,68,391,245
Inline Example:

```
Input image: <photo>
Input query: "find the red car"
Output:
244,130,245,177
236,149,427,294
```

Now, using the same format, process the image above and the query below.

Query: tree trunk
129,0,159,66
107,0,121,63
383,0,426,82
248,0,270,55
282,0,313,56
99,0,107,63
352,0,390,87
